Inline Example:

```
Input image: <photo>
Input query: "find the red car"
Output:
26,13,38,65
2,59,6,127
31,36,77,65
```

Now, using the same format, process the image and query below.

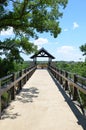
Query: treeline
56,61,86,78
0,58,29,78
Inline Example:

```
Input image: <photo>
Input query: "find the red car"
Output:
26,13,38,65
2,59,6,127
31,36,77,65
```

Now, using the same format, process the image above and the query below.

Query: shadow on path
49,71,86,130
16,87,39,103
1,106,21,120
1,87,39,120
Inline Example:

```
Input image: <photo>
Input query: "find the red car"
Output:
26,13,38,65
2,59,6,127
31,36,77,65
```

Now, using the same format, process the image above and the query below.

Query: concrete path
0,69,85,130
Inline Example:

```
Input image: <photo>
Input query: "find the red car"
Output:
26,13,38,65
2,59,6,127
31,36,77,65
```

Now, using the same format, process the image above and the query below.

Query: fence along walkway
0,69,86,130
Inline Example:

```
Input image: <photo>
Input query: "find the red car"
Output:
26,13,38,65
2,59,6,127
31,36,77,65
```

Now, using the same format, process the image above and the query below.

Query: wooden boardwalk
0,69,86,130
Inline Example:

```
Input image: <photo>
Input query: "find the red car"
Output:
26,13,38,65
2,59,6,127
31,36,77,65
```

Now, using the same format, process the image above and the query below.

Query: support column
33,57,37,65
48,57,52,66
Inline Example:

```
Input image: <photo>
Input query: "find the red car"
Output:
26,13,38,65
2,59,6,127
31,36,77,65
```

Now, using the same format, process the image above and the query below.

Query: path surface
0,69,85,130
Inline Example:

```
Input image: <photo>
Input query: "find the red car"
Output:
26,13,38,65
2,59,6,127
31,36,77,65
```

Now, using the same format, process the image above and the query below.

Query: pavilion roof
30,47,55,59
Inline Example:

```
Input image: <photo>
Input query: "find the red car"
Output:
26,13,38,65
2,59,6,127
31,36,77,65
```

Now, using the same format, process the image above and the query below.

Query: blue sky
0,0,86,61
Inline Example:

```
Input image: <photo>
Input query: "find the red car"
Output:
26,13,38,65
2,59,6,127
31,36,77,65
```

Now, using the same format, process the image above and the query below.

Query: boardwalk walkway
0,69,86,130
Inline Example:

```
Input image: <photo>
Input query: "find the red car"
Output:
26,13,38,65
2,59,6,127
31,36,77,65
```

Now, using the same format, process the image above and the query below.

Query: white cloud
62,22,79,32
34,38,48,45
33,38,48,49
73,22,79,30
57,46,74,54
63,28,68,32
0,27,14,36
57,45,83,61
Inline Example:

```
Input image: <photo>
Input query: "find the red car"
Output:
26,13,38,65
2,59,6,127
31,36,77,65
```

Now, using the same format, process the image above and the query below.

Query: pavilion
30,48,55,67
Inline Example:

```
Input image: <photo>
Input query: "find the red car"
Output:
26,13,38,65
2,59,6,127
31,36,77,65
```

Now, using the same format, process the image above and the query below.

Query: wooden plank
0,74,13,81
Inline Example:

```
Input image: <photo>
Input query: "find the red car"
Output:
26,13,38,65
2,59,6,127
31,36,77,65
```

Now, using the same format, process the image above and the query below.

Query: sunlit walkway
0,69,85,130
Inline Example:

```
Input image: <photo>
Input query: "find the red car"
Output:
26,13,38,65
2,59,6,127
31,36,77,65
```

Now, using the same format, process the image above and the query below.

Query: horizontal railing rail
76,75,86,90
0,74,13,89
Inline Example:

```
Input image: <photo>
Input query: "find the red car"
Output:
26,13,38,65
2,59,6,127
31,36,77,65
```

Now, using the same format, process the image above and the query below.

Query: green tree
80,43,86,62
0,37,37,62
0,0,68,61
0,0,68,37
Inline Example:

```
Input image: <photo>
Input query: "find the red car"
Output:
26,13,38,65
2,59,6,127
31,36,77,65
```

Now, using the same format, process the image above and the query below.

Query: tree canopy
80,43,86,62
80,43,86,56
0,0,68,61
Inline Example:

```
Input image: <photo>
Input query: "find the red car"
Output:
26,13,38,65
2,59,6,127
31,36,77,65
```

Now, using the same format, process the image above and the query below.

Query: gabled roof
30,47,55,59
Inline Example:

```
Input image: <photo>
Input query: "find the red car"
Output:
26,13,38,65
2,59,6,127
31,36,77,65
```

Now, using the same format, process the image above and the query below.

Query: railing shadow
16,87,39,103
49,71,86,130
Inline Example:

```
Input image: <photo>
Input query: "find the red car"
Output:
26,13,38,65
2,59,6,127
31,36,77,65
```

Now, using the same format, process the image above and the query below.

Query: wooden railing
0,65,36,119
48,65,86,115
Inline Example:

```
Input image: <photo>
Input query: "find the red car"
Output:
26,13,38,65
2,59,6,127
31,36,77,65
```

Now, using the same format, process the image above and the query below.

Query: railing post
28,68,31,80
0,80,1,119
55,68,57,79
11,73,15,100
64,71,68,90
25,69,27,83
19,70,23,90
57,69,59,81
59,70,63,85
24,68,27,84
73,74,78,100
54,67,57,78
27,68,29,80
